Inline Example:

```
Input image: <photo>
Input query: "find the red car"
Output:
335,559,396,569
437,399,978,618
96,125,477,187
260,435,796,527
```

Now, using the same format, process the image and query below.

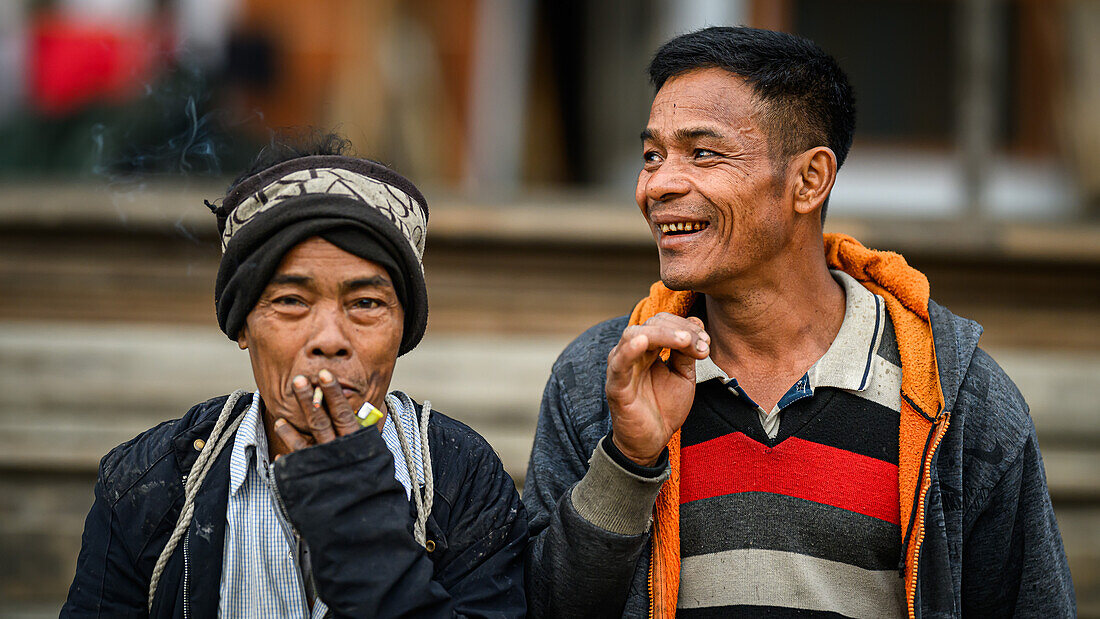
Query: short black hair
228,130,355,193
210,130,368,234
649,27,855,218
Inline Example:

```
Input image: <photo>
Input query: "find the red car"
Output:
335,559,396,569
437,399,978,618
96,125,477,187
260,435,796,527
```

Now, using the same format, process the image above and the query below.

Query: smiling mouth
658,221,709,235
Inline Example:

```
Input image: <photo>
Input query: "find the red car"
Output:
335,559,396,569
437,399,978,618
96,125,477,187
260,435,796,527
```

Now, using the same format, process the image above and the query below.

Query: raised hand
274,369,373,453
606,313,710,466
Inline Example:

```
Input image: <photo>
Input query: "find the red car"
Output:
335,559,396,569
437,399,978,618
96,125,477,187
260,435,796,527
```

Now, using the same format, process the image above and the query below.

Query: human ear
236,325,249,350
794,147,837,216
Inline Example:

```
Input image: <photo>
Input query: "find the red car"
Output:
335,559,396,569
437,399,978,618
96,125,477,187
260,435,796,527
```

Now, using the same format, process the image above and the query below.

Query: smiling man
524,27,1074,618
62,137,527,617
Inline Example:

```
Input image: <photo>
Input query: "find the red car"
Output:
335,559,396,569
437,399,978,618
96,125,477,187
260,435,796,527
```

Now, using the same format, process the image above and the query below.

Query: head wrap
213,155,428,355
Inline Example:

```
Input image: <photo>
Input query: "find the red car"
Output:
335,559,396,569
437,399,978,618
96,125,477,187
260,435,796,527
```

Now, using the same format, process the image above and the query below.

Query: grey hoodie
523,300,1075,618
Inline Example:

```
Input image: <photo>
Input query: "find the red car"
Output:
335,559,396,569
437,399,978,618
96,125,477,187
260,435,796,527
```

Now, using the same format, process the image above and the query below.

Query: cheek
243,318,304,409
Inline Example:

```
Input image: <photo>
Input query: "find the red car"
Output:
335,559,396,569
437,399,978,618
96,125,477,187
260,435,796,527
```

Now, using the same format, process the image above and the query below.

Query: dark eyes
271,296,383,310
642,149,719,165
273,296,307,307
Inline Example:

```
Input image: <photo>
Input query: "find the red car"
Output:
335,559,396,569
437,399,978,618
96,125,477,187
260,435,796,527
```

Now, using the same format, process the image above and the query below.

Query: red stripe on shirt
680,433,900,524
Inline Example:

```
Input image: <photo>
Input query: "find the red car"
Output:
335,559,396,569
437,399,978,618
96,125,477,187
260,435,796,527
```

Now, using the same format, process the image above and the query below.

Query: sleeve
960,422,1076,617
523,371,668,619
273,424,527,618
61,469,149,618
428,427,528,618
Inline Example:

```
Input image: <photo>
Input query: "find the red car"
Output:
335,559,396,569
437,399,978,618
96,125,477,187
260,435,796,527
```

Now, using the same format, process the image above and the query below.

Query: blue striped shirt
217,391,425,617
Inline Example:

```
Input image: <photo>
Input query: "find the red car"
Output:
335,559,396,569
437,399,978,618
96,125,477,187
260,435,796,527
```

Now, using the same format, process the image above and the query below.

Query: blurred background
0,0,1098,616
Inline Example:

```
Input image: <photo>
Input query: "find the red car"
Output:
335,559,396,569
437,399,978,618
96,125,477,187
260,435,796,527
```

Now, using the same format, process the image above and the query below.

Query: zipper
904,410,950,619
183,527,191,619
181,473,190,619
647,549,656,619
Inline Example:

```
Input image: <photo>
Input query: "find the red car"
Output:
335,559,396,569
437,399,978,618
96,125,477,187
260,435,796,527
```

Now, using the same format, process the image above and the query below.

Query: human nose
307,303,351,359
642,157,691,204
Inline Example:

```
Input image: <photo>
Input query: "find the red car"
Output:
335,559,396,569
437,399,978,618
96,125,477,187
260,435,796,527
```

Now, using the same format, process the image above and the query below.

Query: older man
63,137,527,617
524,27,1074,618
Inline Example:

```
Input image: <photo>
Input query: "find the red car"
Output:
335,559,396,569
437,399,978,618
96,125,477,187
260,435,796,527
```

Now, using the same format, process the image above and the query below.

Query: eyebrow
342,276,392,293
640,127,726,143
268,274,393,292
269,274,311,286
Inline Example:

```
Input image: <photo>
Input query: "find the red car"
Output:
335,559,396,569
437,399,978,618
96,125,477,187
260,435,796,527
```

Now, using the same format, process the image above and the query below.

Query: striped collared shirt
679,269,906,617
217,391,424,617
694,269,899,438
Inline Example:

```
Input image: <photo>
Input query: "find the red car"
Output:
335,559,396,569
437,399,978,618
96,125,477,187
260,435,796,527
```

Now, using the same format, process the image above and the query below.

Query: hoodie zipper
183,521,191,619
903,410,950,619
648,554,656,619
181,473,191,619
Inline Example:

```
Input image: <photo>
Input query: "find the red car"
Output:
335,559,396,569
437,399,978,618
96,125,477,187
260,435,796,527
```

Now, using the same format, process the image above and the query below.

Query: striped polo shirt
678,271,905,618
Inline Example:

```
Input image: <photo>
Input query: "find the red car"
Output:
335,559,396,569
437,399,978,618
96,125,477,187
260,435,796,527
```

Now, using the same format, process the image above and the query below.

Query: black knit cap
213,155,429,356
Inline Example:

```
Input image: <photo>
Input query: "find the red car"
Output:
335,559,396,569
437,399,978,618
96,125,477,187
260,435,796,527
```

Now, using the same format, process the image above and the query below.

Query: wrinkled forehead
648,68,762,132
271,237,393,284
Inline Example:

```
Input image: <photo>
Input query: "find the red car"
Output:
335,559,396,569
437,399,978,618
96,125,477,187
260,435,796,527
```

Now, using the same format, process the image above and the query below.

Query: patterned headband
220,166,428,263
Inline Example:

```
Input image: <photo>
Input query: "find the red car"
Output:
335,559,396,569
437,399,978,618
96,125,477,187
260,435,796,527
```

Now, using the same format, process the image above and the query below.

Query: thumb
667,348,697,382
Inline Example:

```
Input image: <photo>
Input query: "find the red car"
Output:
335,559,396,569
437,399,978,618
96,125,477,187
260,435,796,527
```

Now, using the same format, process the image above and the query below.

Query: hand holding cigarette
274,369,384,454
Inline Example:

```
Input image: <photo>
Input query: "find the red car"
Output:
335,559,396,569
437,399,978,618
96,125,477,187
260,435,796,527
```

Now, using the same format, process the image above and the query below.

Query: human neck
701,247,846,387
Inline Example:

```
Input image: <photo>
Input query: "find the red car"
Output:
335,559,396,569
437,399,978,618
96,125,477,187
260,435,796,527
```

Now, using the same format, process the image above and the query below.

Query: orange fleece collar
634,233,947,619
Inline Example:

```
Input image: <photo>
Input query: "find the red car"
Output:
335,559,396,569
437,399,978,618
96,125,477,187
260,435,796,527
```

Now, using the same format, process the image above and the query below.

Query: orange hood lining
633,233,946,619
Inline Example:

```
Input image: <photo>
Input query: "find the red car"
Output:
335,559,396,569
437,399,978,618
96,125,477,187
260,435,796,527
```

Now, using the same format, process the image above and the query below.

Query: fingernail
312,386,323,408
675,330,689,341
293,375,308,389
274,418,286,428
696,339,708,352
700,331,710,343
318,369,334,384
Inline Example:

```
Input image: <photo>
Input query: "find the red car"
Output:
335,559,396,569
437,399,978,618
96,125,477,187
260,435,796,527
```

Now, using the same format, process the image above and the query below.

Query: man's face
237,236,404,431
636,67,793,293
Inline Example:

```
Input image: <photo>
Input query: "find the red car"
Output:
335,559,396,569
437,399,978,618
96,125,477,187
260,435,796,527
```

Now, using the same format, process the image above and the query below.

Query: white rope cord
147,389,249,612
388,393,434,548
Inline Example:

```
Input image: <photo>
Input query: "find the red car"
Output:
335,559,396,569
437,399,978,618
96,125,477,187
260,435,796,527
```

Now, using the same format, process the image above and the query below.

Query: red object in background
28,14,167,116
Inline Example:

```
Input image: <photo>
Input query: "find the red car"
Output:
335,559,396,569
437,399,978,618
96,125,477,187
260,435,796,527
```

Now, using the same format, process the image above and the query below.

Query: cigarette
312,386,323,408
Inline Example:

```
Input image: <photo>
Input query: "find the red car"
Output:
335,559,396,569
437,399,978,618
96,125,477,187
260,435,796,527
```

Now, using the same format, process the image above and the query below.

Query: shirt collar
228,391,265,496
808,270,884,392
695,354,728,384
694,270,885,394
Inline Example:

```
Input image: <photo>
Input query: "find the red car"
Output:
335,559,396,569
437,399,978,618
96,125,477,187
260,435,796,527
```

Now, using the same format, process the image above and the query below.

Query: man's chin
659,266,705,292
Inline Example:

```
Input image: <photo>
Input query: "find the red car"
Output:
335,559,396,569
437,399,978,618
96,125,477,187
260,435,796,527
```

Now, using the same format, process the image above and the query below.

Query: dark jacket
62,393,527,618
523,301,1075,618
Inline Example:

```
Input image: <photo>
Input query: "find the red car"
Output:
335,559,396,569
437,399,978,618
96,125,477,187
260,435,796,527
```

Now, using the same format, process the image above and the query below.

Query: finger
294,374,336,443
606,333,658,393
627,324,703,356
645,318,710,359
291,374,318,418
318,369,360,436
667,347,698,381
645,314,710,347
274,418,312,453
